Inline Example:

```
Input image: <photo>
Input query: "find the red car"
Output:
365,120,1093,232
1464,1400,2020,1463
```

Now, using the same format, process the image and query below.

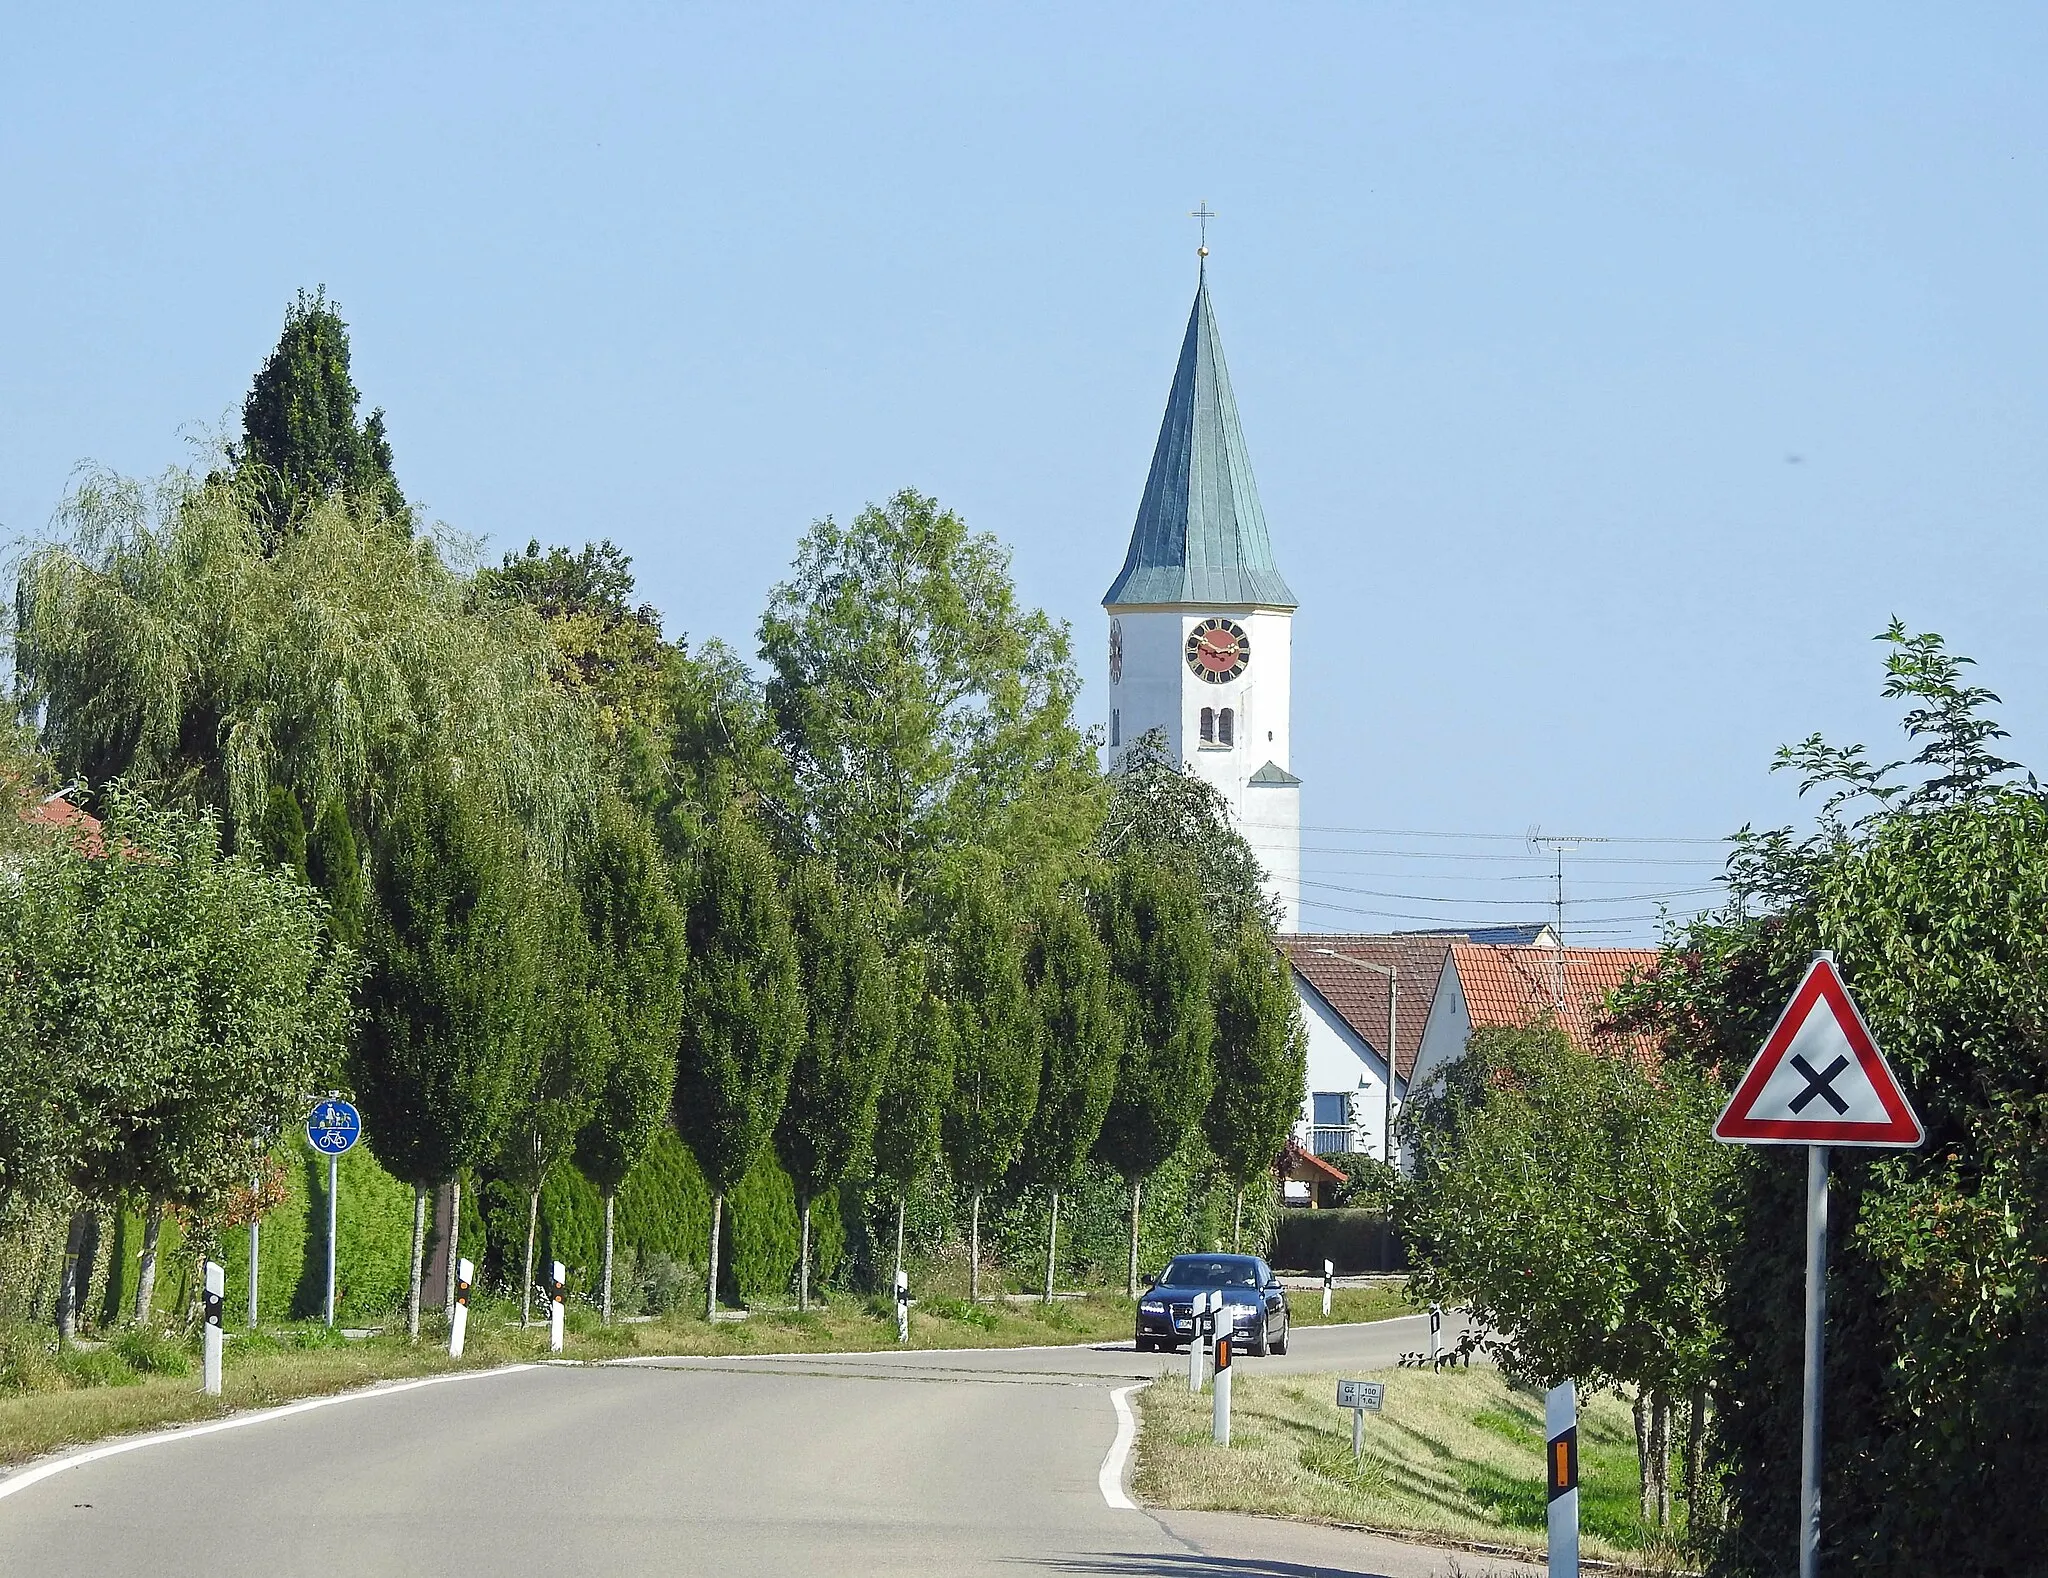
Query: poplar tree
1093,857,1216,1295
673,810,803,1320
1018,890,1119,1301
777,863,895,1309
573,796,687,1323
941,878,1038,1302
1204,917,1308,1250
256,785,308,877
353,771,541,1340
307,796,365,949
871,951,954,1294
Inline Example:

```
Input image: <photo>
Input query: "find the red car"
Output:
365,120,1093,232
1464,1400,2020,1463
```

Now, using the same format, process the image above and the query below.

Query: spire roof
1103,277,1297,610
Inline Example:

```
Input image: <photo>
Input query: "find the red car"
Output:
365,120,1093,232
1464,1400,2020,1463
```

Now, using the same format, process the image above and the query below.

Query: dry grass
1134,1364,1694,1570
0,1290,1139,1469
1288,1284,1415,1328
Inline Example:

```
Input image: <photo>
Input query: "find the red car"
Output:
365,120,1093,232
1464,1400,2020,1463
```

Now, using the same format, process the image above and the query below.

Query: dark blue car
1134,1253,1291,1357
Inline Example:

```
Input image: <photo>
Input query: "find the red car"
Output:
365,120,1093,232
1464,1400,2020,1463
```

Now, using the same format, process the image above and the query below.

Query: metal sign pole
1801,1145,1829,1578
248,1209,260,1329
325,1152,339,1328
549,1261,566,1354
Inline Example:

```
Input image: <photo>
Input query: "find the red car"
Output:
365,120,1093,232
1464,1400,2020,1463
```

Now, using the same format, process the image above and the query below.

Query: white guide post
201,1261,225,1396
894,1267,910,1344
1322,1259,1333,1317
548,1260,566,1354
1546,1379,1579,1577
1187,1293,1208,1391
1429,1305,1443,1368
1211,1332,1232,1445
449,1257,473,1358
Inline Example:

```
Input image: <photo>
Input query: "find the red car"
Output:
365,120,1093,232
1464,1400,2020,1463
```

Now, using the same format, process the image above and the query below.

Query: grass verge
1287,1284,1415,1328
1133,1364,1695,1572
0,1291,1137,1470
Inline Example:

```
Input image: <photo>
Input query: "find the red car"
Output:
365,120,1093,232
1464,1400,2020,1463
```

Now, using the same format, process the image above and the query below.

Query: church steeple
1102,278,1297,610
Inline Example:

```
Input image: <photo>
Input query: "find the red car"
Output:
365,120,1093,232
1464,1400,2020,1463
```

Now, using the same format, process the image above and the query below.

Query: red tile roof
1449,943,1661,1062
1280,1142,1348,1185
18,792,106,855
1278,933,1455,1081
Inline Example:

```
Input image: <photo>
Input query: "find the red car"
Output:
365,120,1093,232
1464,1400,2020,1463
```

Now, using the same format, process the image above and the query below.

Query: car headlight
1139,1301,1165,1313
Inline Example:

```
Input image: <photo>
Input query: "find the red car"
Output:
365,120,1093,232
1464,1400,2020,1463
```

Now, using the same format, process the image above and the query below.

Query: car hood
1146,1285,1266,1304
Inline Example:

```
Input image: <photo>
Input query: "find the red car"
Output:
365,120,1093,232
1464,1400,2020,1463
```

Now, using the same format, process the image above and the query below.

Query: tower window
1200,707,1215,744
1111,709,1120,748
1218,708,1234,746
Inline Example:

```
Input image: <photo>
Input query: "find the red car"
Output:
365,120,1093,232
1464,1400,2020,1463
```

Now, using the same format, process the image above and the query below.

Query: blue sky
6,4,2046,938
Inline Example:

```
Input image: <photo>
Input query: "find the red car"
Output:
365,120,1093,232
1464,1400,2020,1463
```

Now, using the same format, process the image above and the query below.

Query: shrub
0,1325,63,1393
57,1347,140,1388
1272,1208,1401,1275
109,1326,191,1376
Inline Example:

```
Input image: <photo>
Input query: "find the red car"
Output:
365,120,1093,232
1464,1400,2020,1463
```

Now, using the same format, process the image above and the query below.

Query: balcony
1309,1125,1357,1156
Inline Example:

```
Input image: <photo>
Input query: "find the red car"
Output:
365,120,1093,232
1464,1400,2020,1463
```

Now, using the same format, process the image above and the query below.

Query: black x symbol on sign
1788,1053,1851,1115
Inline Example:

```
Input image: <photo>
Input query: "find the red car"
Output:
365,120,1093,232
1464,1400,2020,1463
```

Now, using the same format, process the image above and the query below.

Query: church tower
1104,269,1301,929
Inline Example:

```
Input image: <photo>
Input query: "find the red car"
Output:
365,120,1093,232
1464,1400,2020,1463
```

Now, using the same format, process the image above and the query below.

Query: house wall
1290,974,1397,1165
1408,951,1473,1098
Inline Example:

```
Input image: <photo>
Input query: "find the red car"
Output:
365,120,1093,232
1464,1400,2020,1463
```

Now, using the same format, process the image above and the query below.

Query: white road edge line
0,1363,540,1505
1099,1382,1143,1510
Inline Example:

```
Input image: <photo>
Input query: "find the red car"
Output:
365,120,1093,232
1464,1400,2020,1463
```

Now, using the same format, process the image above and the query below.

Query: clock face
1185,617,1251,683
1108,618,1123,685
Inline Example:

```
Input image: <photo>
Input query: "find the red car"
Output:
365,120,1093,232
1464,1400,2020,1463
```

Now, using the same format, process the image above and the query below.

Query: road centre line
0,1364,539,1504
1099,1384,1144,1510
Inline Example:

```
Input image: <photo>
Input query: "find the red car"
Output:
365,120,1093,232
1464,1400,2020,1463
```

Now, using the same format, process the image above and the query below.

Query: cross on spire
1190,200,1217,261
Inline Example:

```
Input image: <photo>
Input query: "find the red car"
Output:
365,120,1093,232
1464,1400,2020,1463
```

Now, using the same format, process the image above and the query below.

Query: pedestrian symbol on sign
306,1099,362,1155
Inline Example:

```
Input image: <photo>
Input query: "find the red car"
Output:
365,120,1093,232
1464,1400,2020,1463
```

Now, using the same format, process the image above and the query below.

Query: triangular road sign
1715,956,1924,1147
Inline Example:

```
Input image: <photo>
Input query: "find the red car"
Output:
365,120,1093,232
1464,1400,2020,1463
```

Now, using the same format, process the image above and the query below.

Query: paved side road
0,1316,1525,1578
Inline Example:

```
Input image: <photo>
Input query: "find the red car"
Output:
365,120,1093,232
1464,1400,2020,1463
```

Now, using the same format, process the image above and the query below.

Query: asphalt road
0,1312,1534,1578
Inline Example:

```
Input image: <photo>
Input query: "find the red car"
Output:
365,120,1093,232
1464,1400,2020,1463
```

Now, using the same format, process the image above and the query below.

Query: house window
1310,1092,1351,1154
1200,707,1215,743
1218,707,1234,746
1111,708,1120,747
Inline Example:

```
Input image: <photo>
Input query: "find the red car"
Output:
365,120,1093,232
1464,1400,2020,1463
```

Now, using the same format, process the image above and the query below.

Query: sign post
305,1097,362,1329
1546,1379,1579,1577
202,1261,225,1396
1336,1379,1384,1464
548,1261,566,1354
895,1268,910,1344
450,1258,473,1357
1211,1332,1233,1445
1322,1259,1333,1317
1714,952,1924,1578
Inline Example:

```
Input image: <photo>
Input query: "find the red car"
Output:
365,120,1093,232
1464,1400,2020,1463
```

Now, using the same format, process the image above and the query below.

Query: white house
1103,266,1301,928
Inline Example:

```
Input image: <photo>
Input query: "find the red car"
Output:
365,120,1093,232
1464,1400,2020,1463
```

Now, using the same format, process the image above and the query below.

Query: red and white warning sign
1714,955,1924,1147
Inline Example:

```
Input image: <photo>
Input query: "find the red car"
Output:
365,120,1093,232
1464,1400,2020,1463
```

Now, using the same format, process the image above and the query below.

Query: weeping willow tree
12,466,595,860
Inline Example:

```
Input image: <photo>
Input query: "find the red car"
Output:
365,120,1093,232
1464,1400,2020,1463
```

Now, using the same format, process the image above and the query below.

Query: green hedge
1271,1208,1402,1275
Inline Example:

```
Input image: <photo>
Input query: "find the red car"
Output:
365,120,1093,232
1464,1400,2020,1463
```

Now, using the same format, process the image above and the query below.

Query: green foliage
307,796,365,950
941,879,1039,1195
108,1325,190,1376
1271,1209,1400,1275
777,863,895,1206
300,1141,418,1321
1322,1152,1402,1212
674,810,804,1195
1017,889,1120,1192
1094,858,1217,1184
1205,918,1309,1192
757,488,1100,915
1100,729,1278,938
228,286,406,534
256,785,308,877
353,769,541,1189
872,955,955,1202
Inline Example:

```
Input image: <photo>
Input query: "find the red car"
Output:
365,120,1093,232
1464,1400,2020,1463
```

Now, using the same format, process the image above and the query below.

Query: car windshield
1162,1257,1259,1288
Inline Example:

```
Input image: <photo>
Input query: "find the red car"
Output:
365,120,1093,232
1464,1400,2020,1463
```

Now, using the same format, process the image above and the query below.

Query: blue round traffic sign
307,1098,362,1155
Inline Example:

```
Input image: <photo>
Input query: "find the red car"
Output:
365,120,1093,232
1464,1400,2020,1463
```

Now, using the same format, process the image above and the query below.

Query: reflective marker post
1429,1305,1443,1368
1211,1332,1233,1445
1322,1259,1333,1317
548,1261,566,1354
202,1261,225,1396
450,1258,473,1358
1546,1379,1579,1578
1188,1293,1209,1392
895,1268,910,1344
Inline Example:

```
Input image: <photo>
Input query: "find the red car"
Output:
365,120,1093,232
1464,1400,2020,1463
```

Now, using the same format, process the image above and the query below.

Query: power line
1294,823,1725,845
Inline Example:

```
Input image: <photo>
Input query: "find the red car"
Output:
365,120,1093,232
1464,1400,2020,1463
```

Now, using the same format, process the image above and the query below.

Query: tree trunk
133,1200,165,1323
407,1184,427,1341
798,1199,812,1312
970,1191,982,1303
1634,1388,1654,1522
1653,1389,1673,1527
1232,1187,1245,1253
1684,1385,1709,1526
601,1191,616,1326
443,1177,462,1318
54,1209,91,1345
1126,1178,1144,1299
706,1193,724,1322
521,1187,539,1327
1043,1190,1059,1304
893,1195,905,1294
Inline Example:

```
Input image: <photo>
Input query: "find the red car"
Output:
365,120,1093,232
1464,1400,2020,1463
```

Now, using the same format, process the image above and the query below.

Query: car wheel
1135,1337,1155,1352
1272,1320,1288,1356
1250,1318,1270,1358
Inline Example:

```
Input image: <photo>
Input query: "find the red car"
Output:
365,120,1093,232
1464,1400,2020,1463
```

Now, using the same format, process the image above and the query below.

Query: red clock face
1185,617,1250,683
